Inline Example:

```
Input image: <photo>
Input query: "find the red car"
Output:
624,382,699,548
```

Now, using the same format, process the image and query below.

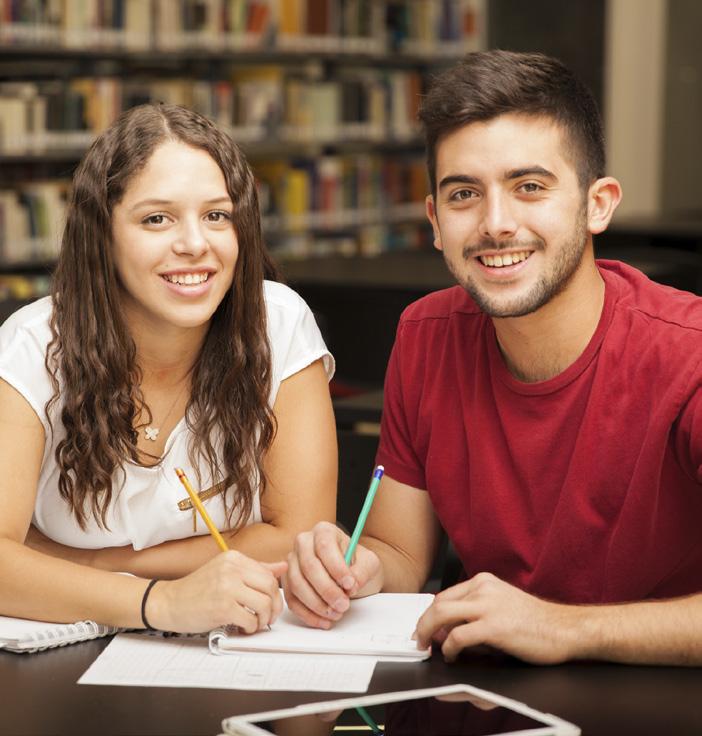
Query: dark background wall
487,0,606,108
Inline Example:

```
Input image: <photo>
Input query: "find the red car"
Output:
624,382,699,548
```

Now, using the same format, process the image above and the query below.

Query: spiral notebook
0,614,120,654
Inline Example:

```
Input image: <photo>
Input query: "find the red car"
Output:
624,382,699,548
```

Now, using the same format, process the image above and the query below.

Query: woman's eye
143,214,167,226
206,210,232,223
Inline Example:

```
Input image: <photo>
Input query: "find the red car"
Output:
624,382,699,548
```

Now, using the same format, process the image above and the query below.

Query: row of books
257,154,427,227
0,0,483,54
271,220,431,259
0,181,67,263
0,154,428,263
0,273,52,301
0,71,422,153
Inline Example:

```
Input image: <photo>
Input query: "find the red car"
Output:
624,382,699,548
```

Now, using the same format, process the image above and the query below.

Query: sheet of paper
78,633,376,692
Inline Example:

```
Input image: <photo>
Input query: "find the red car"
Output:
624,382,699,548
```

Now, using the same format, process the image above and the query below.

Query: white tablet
220,683,580,736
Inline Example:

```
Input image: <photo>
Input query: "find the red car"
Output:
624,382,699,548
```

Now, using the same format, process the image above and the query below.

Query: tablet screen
248,693,553,735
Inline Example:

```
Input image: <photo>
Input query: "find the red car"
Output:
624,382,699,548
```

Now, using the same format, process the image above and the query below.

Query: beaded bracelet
140,578,161,631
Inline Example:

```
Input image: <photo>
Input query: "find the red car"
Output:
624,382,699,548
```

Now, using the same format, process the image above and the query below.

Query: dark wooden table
2,637,701,735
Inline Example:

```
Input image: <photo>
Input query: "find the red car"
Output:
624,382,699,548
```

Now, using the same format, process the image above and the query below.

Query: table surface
2,637,701,736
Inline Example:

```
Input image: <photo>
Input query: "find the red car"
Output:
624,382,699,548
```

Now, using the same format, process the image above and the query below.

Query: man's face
427,113,591,318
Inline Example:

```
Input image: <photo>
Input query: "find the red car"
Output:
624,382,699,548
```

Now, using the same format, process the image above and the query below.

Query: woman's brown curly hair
46,103,279,530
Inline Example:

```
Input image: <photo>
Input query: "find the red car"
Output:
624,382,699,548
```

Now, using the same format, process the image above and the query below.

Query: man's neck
492,259,606,383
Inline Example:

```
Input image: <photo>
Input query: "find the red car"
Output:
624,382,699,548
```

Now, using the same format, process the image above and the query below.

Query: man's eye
452,190,475,201
520,182,543,193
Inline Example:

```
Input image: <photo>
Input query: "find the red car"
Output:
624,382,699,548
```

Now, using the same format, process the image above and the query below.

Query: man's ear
587,177,622,234
426,195,443,251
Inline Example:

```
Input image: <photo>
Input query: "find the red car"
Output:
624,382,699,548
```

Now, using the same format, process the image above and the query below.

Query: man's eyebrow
438,174,482,189
506,167,557,180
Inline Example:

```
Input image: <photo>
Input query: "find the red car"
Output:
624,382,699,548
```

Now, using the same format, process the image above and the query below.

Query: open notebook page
209,592,434,659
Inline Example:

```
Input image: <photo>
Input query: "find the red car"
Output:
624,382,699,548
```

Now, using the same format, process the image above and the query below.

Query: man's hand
283,521,382,629
416,572,577,664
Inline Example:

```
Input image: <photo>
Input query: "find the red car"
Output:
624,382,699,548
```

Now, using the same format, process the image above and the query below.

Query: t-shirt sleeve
375,322,426,490
266,282,335,388
0,301,54,431
675,366,702,484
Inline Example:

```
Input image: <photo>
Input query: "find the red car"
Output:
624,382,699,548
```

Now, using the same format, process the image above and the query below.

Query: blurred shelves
0,0,485,306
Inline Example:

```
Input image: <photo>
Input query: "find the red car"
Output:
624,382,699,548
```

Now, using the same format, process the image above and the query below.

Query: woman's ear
587,177,623,235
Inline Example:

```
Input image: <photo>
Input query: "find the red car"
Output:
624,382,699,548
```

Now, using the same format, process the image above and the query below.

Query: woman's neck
127,317,209,386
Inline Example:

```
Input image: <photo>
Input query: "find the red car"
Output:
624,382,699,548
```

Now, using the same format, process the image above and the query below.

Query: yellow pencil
175,468,228,552
176,468,272,630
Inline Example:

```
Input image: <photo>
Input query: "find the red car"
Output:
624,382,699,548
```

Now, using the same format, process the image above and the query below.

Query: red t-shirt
377,261,702,604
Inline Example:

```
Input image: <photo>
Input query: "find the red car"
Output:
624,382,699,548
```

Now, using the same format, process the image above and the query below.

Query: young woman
0,104,337,634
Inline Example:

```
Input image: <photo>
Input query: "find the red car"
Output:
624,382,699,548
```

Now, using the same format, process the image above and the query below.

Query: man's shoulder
601,260,702,335
400,285,481,326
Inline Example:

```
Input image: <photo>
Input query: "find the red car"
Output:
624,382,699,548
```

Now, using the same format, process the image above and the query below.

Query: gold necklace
143,382,187,442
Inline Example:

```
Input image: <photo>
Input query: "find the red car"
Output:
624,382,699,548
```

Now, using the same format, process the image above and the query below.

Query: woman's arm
26,358,338,579
0,378,284,632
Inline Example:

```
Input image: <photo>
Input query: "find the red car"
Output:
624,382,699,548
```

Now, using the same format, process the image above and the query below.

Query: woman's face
111,139,238,336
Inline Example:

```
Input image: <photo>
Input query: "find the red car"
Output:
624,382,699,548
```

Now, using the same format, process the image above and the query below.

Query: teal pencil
344,465,384,565
355,706,383,734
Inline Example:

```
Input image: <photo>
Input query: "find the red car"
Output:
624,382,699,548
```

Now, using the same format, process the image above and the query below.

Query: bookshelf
0,0,486,308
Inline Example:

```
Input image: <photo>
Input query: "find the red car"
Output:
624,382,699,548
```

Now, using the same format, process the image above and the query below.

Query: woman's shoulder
263,279,308,312
262,279,334,381
0,296,53,353
0,296,55,423
263,280,314,334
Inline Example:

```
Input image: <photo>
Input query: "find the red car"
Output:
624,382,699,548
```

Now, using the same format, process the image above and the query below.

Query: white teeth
479,251,530,268
163,272,210,285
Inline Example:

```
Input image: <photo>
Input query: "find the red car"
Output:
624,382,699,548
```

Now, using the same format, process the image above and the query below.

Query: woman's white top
0,281,334,550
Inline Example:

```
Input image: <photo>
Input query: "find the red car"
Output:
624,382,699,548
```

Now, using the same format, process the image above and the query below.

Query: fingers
284,544,344,629
284,523,353,624
416,599,490,663
440,619,489,662
311,522,356,594
432,572,493,603
222,552,285,626
264,560,288,580
262,560,288,620
415,598,480,650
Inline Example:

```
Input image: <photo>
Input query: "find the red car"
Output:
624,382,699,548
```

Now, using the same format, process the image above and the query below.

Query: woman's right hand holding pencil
143,551,287,634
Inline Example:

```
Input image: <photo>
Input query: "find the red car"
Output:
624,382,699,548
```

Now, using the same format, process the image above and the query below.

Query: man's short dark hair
418,50,605,196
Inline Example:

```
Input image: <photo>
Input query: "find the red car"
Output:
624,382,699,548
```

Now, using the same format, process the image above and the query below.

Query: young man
283,50,702,665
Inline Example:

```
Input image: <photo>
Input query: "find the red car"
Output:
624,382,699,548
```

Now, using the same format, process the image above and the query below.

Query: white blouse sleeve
264,281,335,398
0,297,55,431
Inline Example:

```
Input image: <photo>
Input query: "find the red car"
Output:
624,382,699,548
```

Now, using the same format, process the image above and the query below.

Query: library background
1,0,701,394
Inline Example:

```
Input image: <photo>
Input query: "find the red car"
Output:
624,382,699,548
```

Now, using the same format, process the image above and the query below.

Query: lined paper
79,633,375,692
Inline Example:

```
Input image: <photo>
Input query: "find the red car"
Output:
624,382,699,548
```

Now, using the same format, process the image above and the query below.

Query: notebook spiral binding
27,621,113,652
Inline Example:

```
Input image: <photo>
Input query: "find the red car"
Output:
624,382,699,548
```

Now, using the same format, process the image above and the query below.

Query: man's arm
283,475,443,628
416,573,702,666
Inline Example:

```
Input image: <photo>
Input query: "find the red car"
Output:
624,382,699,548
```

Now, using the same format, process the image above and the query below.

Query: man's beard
442,208,589,318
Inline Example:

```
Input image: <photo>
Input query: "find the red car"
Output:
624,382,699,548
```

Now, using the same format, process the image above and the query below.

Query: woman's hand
145,550,287,634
